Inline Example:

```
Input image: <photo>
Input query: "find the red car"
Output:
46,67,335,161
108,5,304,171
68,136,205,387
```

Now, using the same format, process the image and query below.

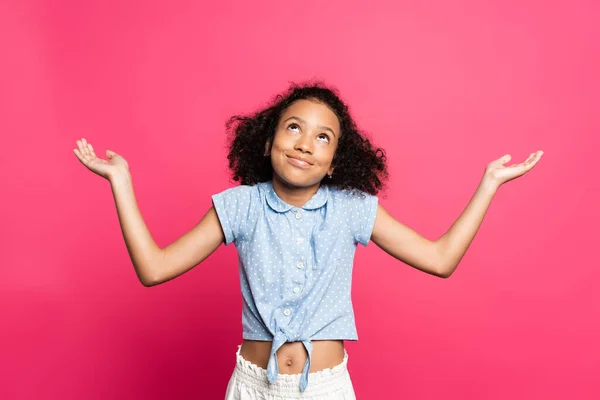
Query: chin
273,168,323,188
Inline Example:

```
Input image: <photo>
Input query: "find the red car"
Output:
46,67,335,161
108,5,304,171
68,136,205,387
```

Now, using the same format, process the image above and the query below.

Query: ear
327,153,336,177
264,139,272,156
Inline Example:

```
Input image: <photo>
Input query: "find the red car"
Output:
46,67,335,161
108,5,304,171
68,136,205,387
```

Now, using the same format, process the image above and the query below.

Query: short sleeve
211,185,255,245
351,192,379,246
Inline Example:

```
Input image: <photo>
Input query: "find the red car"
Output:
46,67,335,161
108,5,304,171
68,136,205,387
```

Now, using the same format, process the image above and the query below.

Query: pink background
1,0,598,398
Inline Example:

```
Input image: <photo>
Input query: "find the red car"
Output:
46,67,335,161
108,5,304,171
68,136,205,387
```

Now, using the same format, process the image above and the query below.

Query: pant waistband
232,344,350,395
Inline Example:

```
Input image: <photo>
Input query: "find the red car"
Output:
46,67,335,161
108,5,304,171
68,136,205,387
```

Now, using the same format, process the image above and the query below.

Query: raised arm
110,173,224,286
371,203,445,277
371,151,543,278
74,138,225,287
151,205,224,286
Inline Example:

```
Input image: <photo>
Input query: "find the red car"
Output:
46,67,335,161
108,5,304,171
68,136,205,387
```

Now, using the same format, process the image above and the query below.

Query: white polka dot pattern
211,180,378,392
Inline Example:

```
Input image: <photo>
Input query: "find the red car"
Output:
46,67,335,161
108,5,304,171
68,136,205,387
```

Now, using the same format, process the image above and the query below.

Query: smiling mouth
286,155,312,168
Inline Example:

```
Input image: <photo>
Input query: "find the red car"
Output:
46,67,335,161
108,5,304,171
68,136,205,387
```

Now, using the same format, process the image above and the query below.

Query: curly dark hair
225,81,388,195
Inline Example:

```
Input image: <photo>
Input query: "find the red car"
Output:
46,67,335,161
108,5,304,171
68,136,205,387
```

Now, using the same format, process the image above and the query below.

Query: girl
73,82,543,399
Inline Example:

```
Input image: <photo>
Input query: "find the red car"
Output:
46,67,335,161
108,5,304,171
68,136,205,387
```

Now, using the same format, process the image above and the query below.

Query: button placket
293,209,305,269
290,208,305,309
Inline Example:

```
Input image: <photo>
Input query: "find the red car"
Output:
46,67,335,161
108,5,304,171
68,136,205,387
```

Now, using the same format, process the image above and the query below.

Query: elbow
438,270,451,279
437,264,455,279
434,242,454,279
139,252,164,287
138,274,155,287
137,264,161,287
141,270,162,287
141,278,156,287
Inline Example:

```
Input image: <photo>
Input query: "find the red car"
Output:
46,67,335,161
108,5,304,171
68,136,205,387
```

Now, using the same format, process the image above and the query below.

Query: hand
73,138,130,182
484,150,544,188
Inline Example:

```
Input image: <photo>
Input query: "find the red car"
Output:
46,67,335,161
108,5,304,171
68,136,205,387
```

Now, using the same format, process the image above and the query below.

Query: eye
287,123,300,132
317,133,330,143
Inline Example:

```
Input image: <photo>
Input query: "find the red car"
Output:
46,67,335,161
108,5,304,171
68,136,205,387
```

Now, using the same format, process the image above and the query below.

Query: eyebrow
283,116,337,138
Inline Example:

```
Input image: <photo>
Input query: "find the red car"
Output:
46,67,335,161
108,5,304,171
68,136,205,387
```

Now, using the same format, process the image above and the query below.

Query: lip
286,155,313,168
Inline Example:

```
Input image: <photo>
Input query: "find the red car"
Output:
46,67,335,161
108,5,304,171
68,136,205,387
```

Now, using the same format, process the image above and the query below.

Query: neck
271,174,320,208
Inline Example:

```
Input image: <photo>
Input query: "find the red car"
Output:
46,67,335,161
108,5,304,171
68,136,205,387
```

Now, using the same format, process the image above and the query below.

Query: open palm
486,150,544,186
73,138,129,181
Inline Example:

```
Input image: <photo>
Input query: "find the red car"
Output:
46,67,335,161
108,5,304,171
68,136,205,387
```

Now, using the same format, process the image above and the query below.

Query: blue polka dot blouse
211,180,378,392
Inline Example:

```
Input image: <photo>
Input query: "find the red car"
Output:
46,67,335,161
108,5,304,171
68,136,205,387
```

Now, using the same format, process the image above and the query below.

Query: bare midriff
239,339,345,374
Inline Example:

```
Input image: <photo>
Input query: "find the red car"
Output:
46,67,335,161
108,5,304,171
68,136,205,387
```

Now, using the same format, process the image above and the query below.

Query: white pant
224,344,357,399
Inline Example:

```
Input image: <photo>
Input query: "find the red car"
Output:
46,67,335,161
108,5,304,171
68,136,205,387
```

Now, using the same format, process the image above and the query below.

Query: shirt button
297,237,304,245
293,286,301,294
296,261,304,269
295,211,302,220
283,308,291,316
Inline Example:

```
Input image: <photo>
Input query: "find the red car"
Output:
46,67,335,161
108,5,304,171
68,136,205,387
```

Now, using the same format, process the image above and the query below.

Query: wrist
109,168,132,187
480,169,500,191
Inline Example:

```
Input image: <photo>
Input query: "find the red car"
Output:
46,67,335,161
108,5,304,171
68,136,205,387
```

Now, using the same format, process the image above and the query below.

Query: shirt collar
264,180,329,213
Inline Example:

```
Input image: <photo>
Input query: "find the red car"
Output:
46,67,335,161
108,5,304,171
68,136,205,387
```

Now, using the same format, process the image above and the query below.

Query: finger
528,153,542,168
82,138,91,156
522,154,540,171
78,140,91,162
79,138,88,156
512,163,526,172
88,143,97,158
535,151,544,161
530,153,540,164
520,153,535,167
73,148,89,166
528,152,542,164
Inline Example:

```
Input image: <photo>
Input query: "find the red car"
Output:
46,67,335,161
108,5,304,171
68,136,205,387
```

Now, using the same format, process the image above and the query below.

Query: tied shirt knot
266,330,313,392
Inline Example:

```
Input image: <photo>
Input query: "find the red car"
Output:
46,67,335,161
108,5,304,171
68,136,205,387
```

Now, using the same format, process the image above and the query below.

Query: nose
294,132,313,154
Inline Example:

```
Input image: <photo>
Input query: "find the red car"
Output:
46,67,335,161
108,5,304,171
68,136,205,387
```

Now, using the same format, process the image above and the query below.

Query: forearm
435,175,499,277
110,171,162,286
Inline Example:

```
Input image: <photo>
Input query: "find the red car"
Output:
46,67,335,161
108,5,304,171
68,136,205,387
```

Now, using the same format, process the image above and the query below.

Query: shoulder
211,183,264,245
213,182,263,203
327,185,379,245
211,183,265,217
214,183,259,196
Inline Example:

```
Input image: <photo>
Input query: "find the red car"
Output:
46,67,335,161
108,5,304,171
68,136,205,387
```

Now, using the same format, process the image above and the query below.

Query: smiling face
268,98,341,189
